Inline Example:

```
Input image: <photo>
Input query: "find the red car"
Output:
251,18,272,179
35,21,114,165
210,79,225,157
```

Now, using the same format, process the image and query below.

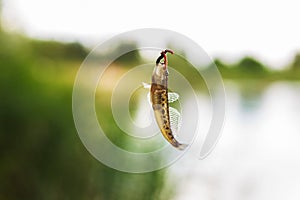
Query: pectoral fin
169,107,182,136
168,92,179,103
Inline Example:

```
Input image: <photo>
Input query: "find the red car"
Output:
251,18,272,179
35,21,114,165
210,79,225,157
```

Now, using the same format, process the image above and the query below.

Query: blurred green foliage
214,55,300,81
290,54,300,71
29,40,88,61
0,30,172,200
113,42,142,65
214,57,269,80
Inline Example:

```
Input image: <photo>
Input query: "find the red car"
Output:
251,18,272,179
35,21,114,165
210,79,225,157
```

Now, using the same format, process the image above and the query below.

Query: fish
149,49,188,150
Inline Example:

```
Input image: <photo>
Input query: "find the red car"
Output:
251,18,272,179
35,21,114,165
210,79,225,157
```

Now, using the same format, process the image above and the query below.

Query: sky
2,0,300,68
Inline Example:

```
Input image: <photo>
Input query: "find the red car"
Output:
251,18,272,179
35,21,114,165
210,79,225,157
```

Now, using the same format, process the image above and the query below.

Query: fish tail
177,143,188,150
171,139,188,150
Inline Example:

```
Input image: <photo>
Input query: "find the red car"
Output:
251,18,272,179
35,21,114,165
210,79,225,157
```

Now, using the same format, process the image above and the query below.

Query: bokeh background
1,0,300,200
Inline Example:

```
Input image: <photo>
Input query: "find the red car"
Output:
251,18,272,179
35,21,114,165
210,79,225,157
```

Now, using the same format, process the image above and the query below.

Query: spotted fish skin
150,51,187,150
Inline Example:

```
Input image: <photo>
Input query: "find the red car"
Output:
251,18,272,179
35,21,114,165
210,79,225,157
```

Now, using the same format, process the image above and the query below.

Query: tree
291,54,300,71
236,56,268,74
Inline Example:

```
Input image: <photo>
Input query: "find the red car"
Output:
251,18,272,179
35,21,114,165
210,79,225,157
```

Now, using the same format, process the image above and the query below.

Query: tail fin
177,143,188,150
172,139,188,150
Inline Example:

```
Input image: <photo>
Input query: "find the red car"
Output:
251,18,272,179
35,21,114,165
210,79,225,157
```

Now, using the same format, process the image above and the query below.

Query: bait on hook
148,49,187,150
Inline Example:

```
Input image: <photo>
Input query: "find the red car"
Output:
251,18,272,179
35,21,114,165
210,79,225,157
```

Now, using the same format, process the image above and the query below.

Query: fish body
150,50,187,150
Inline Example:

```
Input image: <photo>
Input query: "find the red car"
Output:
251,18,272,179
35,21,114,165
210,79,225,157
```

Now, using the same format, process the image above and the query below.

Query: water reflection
170,81,300,200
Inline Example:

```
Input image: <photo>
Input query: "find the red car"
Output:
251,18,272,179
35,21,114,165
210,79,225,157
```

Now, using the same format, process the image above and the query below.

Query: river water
169,81,300,200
